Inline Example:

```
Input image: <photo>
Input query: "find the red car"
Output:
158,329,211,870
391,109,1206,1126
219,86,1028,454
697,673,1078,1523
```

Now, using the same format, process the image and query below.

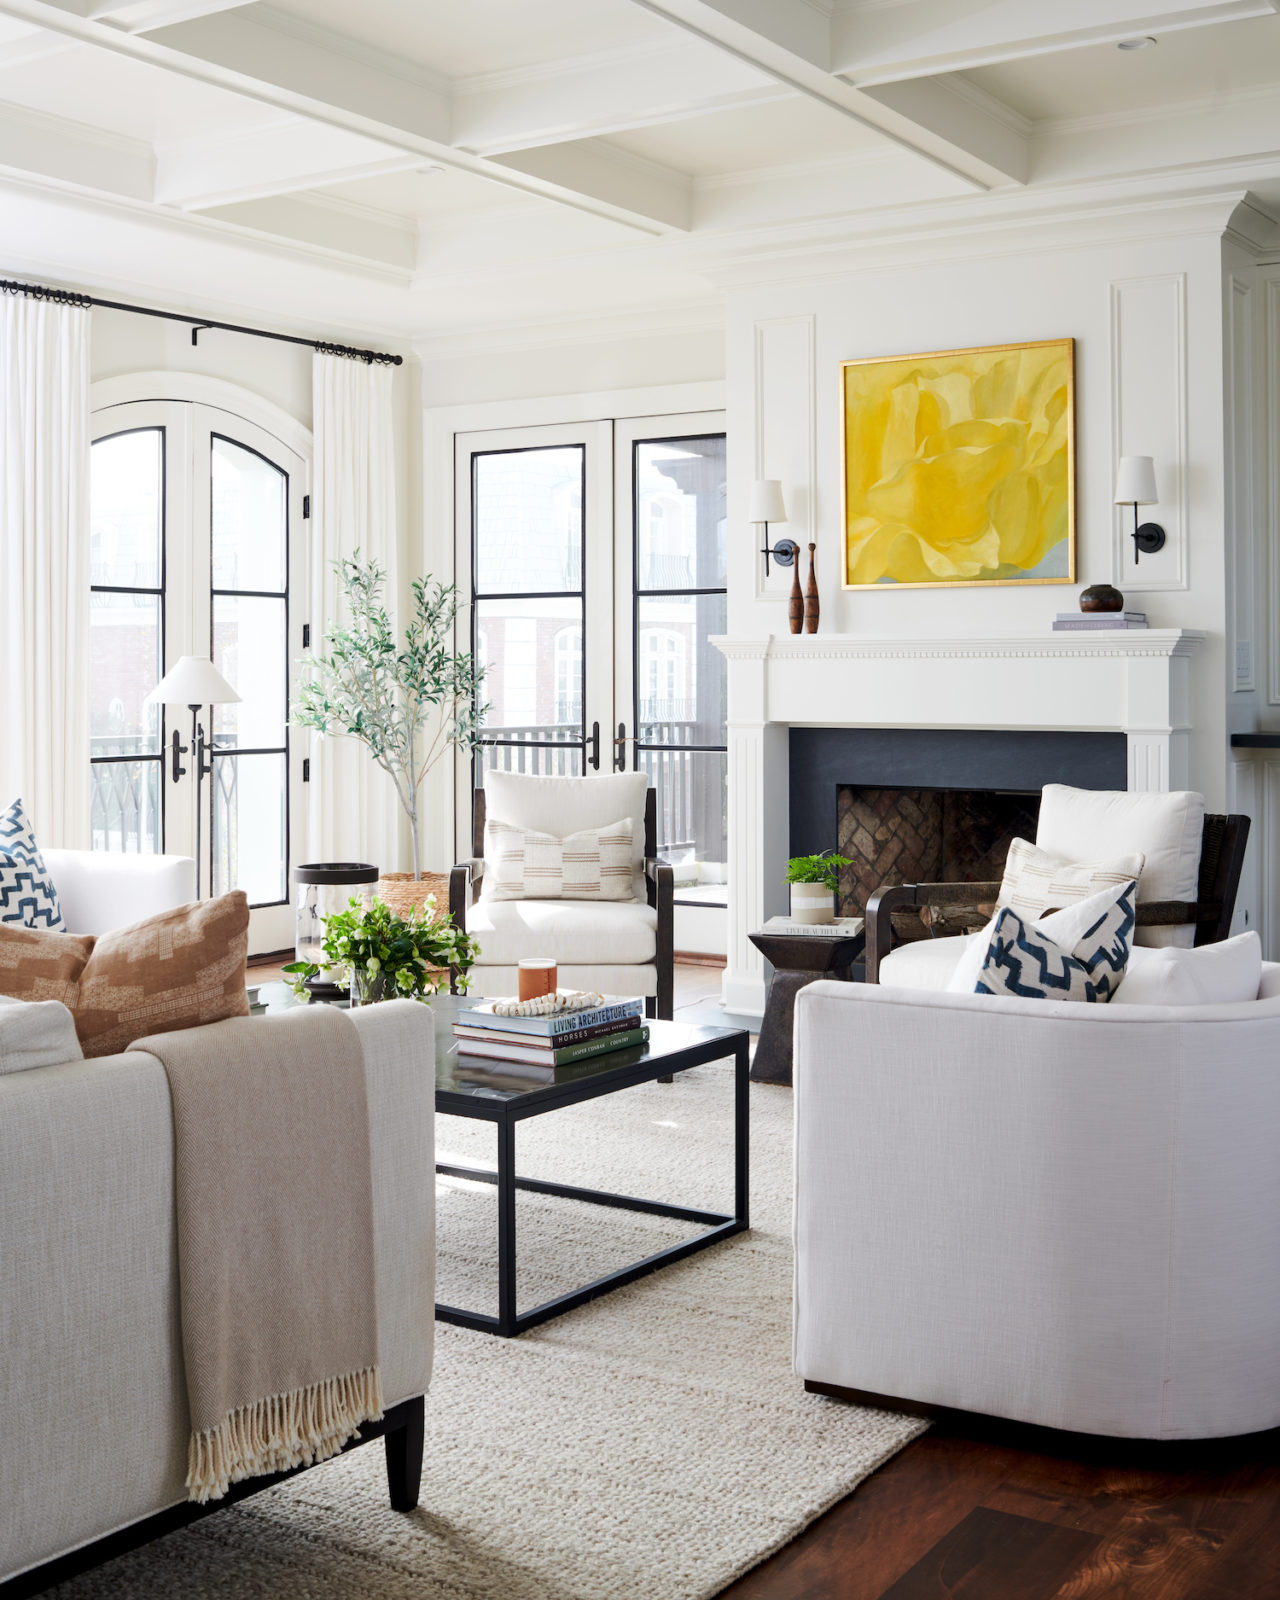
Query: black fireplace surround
789,727,1129,900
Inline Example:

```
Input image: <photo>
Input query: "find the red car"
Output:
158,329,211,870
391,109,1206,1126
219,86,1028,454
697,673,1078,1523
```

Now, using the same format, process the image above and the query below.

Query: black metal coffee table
431,997,750,1338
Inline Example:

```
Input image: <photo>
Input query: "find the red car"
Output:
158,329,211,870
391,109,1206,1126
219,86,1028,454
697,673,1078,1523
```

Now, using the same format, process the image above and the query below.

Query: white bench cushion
467,897,657,967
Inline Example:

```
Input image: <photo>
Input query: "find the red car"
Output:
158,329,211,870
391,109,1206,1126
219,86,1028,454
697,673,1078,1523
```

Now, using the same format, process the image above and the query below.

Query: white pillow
948,880,1139,996
1112,930,1262,1006
1036,785,1205,949
973,880,1136,1003
997,836,1146,922
484,816,635,901
0,996,83,1074
482,770,648,901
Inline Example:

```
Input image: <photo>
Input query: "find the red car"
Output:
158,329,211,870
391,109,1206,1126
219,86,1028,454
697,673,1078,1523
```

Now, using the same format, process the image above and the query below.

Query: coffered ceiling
1,0,1279,344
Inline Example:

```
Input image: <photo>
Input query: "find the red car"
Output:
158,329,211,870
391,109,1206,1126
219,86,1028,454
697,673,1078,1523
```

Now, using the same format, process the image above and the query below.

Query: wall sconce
749,479,798,575
1114,455,1166,564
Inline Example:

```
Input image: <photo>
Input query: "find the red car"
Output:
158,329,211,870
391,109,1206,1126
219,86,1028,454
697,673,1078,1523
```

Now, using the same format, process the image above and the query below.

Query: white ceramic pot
790,882,835,925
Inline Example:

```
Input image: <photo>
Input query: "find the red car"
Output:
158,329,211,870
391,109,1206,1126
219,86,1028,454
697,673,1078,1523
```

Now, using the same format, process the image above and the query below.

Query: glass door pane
626,430,728,904
209,434,290,907
89,425,166,852
471,444,587,781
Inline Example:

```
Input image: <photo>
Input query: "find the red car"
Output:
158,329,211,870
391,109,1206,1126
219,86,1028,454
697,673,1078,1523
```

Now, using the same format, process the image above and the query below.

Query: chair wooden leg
385,1396,424,1512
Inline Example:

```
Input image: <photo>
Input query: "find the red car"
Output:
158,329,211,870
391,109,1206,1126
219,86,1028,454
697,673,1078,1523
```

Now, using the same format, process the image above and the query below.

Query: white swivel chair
793,971,1280,1439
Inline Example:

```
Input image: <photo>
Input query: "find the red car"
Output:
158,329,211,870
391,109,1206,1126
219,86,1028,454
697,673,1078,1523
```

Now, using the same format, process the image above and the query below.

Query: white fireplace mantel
710,629,1206,1015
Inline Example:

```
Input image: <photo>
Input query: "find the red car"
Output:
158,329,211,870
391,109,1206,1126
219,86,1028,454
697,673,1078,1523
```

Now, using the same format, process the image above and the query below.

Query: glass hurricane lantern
292,862,379,1003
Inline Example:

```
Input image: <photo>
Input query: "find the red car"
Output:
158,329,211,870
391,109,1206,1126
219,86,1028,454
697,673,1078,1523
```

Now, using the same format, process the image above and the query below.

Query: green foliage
283,895,480,1003
292,555,489,878
785,851,852,891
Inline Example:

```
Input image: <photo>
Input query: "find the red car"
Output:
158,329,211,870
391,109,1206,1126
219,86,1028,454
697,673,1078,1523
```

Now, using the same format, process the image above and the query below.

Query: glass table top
434,993,746,1107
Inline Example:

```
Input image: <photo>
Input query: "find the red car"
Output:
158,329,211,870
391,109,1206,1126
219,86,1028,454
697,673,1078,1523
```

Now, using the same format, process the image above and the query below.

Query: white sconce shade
748,479,787,524
146,655,241,706
1115,455,1158,506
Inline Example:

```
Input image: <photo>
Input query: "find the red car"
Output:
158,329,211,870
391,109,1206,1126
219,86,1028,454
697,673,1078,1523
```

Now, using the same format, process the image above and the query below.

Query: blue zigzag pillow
0,798,64,930
976,880,1136,1004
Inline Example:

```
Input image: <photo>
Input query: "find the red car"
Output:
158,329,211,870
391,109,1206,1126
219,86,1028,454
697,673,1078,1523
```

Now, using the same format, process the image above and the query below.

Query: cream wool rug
56,1064,925,1600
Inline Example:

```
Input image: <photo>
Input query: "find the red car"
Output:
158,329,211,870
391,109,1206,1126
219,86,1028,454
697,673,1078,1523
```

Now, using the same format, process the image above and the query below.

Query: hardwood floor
719,1410,1280,1599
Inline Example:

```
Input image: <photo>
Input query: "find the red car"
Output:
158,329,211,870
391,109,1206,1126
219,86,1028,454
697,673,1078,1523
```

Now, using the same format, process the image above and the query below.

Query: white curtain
0,293,91,848
308,352,401,872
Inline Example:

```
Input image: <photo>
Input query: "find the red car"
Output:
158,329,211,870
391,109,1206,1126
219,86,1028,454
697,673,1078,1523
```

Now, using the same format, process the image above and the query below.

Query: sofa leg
385,1396,425,1511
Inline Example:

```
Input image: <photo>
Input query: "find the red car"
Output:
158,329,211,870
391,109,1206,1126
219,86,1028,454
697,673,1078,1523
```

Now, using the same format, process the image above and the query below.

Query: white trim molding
712,628,1206,1013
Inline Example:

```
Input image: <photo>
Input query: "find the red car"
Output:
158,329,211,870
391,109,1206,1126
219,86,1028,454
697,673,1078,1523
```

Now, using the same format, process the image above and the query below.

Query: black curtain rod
0,276,402,366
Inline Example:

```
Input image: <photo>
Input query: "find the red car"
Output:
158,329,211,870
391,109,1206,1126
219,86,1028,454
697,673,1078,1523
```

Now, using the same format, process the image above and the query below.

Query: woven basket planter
375,871,450,920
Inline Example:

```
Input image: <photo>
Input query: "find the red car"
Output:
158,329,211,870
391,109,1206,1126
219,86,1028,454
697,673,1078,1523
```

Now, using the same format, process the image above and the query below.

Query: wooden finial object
788,555,804,634
803,543,820,634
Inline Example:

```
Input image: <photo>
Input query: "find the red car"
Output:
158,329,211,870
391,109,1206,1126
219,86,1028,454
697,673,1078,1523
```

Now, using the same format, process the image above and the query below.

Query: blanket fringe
187,1366,384,1503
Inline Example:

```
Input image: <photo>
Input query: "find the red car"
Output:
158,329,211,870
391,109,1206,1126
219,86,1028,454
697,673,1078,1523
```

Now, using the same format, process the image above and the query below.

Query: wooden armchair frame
864,811,1250,984
450,786,675,1020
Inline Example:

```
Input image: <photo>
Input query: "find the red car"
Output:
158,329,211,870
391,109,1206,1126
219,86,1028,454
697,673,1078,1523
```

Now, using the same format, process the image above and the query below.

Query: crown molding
0,94,154,164
1040,77,1280,139
411,297,723,359
694,171,1260,288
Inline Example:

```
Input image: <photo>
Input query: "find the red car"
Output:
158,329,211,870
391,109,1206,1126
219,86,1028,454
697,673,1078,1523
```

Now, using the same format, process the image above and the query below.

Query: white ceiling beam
453,39,787,157
624,0,1025,186
830,0,1279,84
490,142,692,231
0,0,691,233
0,98,153,197
156,121,431,210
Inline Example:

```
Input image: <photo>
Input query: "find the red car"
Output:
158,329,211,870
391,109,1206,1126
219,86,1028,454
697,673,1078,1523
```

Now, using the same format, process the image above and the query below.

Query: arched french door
89,390,308,955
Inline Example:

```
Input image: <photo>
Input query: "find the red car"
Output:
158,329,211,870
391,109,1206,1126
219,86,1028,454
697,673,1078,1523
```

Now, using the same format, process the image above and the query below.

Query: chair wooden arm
449,860,482,932
865,880,1002,984
645,857,674,1021
1134,899,1220,927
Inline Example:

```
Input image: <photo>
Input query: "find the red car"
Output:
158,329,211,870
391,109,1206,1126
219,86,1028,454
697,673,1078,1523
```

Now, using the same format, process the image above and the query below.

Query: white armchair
42,849,196,935
450,770,674,1017
793,972,1280,1439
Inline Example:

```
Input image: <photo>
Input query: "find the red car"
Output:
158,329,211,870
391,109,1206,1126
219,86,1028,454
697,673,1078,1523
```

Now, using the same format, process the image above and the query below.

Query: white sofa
0,999,435,1589
42,848,197,935
793,970,1280,1439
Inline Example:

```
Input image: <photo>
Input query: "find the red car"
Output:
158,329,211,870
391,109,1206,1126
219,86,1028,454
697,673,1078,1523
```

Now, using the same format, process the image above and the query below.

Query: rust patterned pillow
0,890,250,1058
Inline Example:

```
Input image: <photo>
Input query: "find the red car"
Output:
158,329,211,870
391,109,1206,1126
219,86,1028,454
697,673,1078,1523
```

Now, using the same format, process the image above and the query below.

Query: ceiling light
1117,36,1157,50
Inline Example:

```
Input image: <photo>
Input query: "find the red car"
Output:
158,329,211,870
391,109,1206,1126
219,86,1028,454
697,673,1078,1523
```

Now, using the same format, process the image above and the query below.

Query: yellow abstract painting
842,338,1075,589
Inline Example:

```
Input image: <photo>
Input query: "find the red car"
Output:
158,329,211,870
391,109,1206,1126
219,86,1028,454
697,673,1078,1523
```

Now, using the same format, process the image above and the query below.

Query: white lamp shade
1115,455,1158,506
146,655,241,706
748,479,787,524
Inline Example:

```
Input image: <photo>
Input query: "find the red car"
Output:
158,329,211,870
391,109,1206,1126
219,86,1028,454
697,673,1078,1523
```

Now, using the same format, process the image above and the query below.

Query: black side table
748,929,865,1086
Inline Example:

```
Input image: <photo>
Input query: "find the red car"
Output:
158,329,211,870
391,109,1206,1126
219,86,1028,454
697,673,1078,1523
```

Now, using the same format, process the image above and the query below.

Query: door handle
588,721,600,770
614,722,632,771
170,727,188,783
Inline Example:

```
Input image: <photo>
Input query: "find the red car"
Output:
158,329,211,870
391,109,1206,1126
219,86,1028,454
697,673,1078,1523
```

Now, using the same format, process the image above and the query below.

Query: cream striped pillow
997,837,1146,922
485,816,635,902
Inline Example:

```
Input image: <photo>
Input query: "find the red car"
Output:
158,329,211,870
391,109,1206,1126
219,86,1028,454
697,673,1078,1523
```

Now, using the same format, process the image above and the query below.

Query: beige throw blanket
137,1006,382,1502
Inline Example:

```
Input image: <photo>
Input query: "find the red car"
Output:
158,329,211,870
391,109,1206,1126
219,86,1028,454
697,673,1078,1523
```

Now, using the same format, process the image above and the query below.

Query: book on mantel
1052,612,1147,630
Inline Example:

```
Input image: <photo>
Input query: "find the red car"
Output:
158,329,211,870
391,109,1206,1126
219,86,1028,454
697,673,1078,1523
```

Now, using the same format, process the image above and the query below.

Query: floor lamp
146,655,241,899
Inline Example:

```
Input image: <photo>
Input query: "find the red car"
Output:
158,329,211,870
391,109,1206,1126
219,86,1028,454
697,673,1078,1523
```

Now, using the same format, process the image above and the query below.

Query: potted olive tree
293,554,487,913
785,851,852,925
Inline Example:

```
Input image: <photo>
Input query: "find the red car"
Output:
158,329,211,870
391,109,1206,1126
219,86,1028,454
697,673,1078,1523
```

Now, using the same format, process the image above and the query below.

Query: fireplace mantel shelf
711,630,1205,662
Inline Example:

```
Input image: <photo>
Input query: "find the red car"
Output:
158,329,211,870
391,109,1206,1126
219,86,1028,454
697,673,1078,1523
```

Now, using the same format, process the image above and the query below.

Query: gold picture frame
840,337,1075,590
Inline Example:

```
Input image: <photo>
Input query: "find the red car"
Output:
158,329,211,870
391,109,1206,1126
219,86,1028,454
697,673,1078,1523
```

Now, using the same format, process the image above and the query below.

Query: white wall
724,215,1233,811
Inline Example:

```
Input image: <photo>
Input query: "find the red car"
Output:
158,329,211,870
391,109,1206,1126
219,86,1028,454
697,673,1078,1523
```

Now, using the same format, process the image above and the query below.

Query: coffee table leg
497,1117,517,1337
735,1035,750,1227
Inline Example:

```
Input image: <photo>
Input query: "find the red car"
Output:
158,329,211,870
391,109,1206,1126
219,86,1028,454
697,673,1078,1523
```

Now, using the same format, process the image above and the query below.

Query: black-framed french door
89,399,307,954
455,412,727,910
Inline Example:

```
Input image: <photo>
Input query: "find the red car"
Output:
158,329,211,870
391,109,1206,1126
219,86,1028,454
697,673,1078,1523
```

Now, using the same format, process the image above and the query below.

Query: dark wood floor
720,1409,1280,1599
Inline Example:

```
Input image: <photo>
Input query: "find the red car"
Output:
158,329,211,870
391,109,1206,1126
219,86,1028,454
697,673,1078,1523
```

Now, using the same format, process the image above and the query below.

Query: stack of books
454,995,649,1074
1052,610,1147,631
